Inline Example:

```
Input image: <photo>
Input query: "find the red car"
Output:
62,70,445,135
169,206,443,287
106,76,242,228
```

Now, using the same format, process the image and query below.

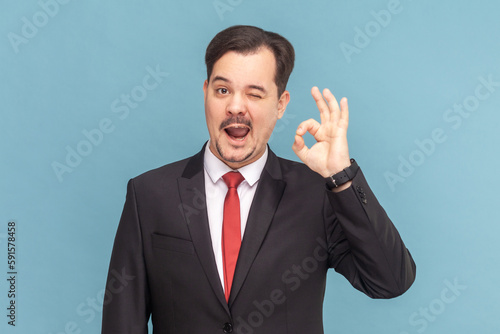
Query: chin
216,141,255,166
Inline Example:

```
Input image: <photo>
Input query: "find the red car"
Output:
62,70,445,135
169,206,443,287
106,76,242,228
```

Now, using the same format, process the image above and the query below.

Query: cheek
254,115,278,138
205,105,224,129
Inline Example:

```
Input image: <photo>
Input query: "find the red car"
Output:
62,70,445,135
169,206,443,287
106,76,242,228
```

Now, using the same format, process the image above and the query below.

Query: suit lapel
177,144,229,314
229,149,286,305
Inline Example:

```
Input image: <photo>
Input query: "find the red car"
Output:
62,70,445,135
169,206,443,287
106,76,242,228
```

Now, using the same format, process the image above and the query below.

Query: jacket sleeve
102,179,151,333
325,168,416,299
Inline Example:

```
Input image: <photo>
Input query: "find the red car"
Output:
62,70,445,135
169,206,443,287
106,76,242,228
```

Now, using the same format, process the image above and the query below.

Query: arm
292,87,416,298
324,169,416,298
102,179,151,333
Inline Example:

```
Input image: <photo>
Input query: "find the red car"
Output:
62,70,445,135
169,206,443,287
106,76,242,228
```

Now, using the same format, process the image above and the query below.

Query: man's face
203,47,290,169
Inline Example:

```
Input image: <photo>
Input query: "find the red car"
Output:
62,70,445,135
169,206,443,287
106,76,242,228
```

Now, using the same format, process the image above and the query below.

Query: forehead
210,48,277,90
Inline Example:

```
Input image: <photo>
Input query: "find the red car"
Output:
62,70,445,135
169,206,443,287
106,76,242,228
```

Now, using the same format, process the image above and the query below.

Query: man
102,25,416,333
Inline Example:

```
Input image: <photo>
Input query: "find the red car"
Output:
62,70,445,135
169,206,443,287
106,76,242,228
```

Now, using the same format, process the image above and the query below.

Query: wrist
325,157,352,177
325,159,358,190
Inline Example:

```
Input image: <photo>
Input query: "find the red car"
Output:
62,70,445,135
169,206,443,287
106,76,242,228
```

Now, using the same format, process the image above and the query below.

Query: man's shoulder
276,156,316,175
136,157,191,180
275,155,305,169
130,152,199,191
128,148,323,186
273,154,323,182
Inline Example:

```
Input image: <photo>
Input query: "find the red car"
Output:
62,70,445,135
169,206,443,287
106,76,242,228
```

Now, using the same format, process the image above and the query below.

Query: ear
203,80,209,101
277,90,290,119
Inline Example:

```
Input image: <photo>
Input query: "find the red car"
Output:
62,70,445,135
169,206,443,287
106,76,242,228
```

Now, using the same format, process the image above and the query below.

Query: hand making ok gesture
292,87,352,191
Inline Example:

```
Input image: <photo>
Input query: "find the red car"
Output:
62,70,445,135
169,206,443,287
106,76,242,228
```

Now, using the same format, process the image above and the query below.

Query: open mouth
224,125,250,141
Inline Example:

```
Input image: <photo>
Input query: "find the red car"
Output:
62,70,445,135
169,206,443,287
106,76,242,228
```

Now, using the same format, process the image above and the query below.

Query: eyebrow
248,84,267,94
212,76,267,94
213,75,230,83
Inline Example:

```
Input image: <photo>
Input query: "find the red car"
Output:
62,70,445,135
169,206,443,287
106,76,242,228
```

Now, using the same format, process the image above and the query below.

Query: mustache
219,116,253,131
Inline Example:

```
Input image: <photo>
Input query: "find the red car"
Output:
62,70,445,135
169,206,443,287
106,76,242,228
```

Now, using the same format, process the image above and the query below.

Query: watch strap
325,159,359,189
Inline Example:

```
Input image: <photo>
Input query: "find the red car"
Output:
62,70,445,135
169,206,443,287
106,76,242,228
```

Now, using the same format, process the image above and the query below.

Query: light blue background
1,0,499,333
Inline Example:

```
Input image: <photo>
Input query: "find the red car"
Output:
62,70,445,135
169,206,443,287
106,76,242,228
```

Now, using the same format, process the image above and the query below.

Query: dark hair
205,25,295,97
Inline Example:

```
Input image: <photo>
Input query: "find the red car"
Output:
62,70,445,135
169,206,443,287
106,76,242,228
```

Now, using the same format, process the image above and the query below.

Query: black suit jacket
102,145,416,333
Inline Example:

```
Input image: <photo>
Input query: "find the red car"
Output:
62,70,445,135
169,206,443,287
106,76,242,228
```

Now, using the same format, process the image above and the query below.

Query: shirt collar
204,141,268,187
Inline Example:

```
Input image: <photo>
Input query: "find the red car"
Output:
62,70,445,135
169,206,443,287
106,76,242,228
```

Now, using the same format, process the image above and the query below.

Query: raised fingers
311,86,331,124
322,88,341,125
338,97,349,128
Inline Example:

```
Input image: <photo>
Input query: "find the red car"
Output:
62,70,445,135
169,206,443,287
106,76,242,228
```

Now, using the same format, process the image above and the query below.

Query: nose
226,92,247,116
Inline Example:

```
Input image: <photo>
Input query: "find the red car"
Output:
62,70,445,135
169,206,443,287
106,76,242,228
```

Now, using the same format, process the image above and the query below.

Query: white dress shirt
203,142,268,291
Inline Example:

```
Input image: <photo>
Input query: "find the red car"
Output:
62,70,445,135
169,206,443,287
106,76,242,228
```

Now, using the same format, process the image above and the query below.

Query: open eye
216,88,229,95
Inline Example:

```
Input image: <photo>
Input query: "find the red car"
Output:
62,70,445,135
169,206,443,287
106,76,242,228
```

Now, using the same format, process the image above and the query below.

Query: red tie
221,171,245,302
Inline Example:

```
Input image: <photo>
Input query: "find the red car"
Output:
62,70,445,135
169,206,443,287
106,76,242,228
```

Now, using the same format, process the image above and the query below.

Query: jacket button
223,322,233,333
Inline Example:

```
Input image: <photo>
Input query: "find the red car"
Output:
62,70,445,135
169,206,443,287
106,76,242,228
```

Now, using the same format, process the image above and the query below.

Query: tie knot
222,171,245,189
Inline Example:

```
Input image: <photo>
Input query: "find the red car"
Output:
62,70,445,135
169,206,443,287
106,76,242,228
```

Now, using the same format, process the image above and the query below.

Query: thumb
292,134,309,164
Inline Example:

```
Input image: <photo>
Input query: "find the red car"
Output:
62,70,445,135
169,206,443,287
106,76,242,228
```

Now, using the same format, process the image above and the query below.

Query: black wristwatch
325,159,359,189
